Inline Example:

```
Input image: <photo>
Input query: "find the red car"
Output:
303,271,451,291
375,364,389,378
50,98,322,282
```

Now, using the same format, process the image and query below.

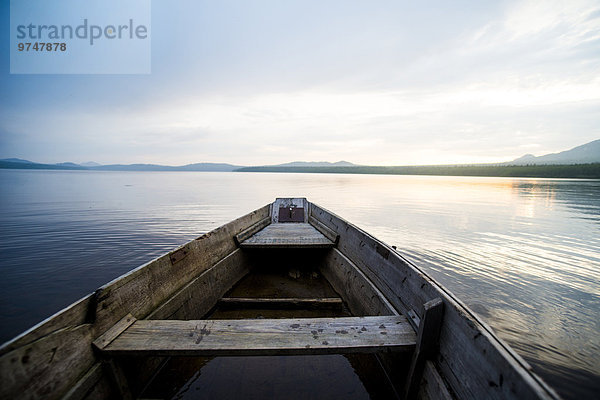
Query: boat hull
0,199,559,400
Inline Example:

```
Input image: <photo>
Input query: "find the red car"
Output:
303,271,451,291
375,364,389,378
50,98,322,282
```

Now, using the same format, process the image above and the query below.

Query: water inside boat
139,249,404,399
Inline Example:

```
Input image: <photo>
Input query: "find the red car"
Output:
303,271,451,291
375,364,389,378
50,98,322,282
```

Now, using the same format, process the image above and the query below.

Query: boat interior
136,249,406,399
94,198,425,399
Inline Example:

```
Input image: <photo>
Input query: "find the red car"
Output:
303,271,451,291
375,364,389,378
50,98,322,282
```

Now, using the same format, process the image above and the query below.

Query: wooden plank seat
218,297,344,310
94,315,416,356
239,223,335,248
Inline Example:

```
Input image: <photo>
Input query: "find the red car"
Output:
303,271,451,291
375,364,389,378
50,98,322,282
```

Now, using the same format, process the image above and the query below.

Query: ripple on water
0,171,598,400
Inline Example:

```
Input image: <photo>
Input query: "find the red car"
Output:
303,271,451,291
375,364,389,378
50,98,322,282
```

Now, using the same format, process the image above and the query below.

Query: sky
1,0,599,166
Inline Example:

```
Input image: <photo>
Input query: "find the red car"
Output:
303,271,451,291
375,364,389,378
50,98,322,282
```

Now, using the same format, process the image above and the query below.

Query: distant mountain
0,160,242,171
91,163,178,171
0,158,34,164
509,139,600,165
0,160,85,170
91,162,241,171
55,162,82,168
3,141,597,173
174,163,242,171
270,161,357,167
1,159,89,169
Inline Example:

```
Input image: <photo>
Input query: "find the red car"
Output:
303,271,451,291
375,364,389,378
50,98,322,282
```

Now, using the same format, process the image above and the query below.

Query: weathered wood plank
318,248,408,397
103,359,132,400
77,375,113,400
234,216,271,245
418,360,454,400
61,363,104,400
101,316,416,356
310,204,427,318
403,298,444,400
310,203,559,400
147,249,250,320
218,297,343,310
240,223,334,248
308,215,340,244
0,324,95,400
320,248,397,317
92,314,137,351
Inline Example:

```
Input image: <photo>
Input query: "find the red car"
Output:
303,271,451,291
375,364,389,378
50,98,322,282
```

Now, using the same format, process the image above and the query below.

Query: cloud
1,0,599,165
4,78,598,165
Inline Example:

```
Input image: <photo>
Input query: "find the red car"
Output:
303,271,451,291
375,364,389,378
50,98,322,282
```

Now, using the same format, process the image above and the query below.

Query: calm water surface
0,170,598,399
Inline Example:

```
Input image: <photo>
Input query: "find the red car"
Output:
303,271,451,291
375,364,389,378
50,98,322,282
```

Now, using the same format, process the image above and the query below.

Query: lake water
0,170,598,399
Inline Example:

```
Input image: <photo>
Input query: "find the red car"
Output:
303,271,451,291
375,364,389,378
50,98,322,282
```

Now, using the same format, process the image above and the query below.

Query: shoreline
236,164,600,179
1,161,599,179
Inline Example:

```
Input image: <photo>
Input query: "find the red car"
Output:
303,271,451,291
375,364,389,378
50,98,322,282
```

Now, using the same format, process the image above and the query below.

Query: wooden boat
0,198,560,399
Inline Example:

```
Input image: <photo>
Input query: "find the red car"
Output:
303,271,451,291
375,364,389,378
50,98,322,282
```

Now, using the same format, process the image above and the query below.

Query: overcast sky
1,0,599,166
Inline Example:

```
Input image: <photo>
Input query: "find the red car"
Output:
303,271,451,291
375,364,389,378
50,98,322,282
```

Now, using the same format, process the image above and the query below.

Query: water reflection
511,179,600,221
0,170,598,400
141,355,396,400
